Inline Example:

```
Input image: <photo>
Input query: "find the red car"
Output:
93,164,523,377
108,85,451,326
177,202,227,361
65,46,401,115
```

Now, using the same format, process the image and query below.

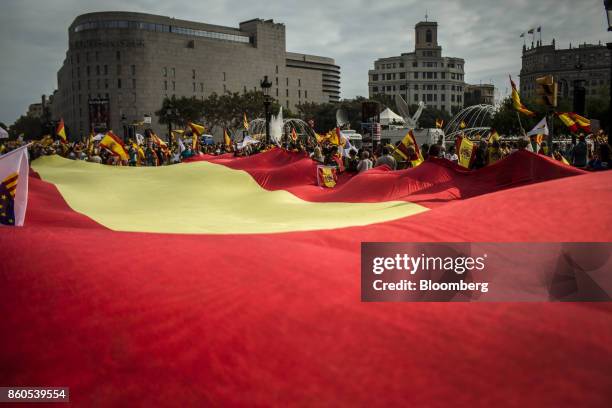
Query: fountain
444,104,496,141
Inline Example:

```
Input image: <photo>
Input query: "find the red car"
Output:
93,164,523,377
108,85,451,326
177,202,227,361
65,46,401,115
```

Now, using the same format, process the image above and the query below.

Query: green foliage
9,115,43,140
155,91,288,135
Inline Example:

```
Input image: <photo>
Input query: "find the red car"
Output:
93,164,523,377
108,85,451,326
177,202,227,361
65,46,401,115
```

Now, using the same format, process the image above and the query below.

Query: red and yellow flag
56,119,67,144
558,112,591,133
488,129,500,144
243,113,249,131
224,129,232,149
291,128,298,142
392,130,423,168
317,166,337,188
509,75,535,117
435,119,444,129
100,131,128,161
456,135,477,169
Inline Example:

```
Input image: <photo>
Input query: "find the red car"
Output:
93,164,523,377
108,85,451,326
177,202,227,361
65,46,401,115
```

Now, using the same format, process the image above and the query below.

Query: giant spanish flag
1,149,612,406
510,75,535,117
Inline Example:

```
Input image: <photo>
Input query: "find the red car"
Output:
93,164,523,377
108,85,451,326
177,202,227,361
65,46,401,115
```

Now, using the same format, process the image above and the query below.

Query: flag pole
516,112,525,135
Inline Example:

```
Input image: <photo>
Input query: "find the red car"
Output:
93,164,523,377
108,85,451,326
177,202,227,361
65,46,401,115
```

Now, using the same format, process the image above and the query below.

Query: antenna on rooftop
425,10,428,22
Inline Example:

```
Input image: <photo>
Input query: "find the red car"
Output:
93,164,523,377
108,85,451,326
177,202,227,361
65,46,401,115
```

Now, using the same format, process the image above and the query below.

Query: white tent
0,126,8,139
378,108,406,126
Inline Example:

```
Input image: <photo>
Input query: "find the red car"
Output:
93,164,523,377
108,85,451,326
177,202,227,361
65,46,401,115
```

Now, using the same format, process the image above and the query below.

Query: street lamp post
165,108,174,146
604,0,612,145
260,75,272,145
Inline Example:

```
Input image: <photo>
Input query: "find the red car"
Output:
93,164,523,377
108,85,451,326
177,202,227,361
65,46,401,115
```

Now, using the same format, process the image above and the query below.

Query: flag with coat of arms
0,145,29,226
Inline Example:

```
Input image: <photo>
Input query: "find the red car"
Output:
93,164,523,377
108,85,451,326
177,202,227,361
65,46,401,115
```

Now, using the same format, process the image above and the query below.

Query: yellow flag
456,136,476,169
243,113,249,131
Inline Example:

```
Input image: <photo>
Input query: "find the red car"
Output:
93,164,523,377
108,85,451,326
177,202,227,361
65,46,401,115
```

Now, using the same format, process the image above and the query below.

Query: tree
9,115,43,140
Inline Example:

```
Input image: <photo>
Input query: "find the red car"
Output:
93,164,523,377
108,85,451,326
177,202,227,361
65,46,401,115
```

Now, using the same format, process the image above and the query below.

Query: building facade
368,21,466,114
520,40,611,101
464,83,495,106
53,11,340,139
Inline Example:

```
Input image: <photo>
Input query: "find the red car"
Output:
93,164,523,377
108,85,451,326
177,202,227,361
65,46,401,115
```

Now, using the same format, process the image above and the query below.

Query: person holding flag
224,129,233,152
188,122,206,153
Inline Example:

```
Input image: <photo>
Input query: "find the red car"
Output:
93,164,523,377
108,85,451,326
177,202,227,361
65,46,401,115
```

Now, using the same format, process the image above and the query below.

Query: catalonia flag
509,75,535,117
100,131,129,161
568,113,591,133
56,118,68,144
456,135,477,169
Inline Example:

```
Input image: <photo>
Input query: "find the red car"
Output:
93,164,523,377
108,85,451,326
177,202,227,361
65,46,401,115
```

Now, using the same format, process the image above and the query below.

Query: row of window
73,20,251,44
73,78,134,91
72,64,136,79
372,72,465,81
73,50,122,64
375,61,463,70
373,84,464,92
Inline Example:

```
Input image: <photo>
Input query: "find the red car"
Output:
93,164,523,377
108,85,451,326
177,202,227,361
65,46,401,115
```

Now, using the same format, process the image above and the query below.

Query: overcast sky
0,0,608,124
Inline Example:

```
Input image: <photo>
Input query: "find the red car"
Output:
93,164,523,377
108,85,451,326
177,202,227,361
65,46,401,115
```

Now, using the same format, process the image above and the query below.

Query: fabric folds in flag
56,118,67,144
99,132,128,161
509,75,535,117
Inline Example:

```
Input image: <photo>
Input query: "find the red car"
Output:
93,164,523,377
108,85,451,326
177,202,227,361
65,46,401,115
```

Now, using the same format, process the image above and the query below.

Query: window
372,74,378,81
414,94,419,101
172,81,176,91
164,80,167,90
117,65,122,75
117,78,122,89
286,78,289,86
441,94,446,101
163,67,167,77
171,68,175,77
96,79,100,89
105,78,109,89
399,63,404,68
96,65,100,75
414,84,418,90
298,79,301,87
414,72,419,79
132,78,136,89
104,65,108,75
441,72,446,79
451,94,455,102
305,90,307,99
373,86,379,92
86,66,90,76
192,69,196,79
87,80,90,89
286,89,289,97
131,65,136,76
200,83,204,92
276,65,279,74
116,51,121,61
298,90,301,98
399,72,406,79
412,61,417,67
193,82,196,92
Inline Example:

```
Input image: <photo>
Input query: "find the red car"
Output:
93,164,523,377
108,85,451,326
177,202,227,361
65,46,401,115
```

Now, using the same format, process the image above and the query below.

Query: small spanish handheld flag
391,130,423,168
56,118,67,144
456,135,477,169
224,129,232,148
243,113,249,131
99,131,129,161
509,75,535,117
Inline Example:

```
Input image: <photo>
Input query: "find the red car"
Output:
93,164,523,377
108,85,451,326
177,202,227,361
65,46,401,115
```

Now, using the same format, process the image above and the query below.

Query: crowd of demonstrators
1,127,610,175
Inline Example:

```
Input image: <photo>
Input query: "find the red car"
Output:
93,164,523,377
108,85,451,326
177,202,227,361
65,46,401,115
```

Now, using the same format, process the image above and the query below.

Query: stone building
52,11,340,139
464,83,495,107
368,20,466,114
520,40,611,102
